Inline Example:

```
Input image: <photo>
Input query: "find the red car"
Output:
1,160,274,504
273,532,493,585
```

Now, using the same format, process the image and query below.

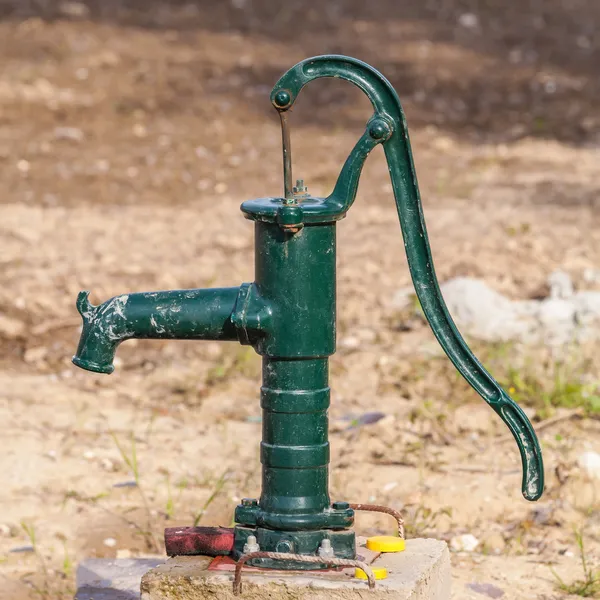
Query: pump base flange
233,525,356,570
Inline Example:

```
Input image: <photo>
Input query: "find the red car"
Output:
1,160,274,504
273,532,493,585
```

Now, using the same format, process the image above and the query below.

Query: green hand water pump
73,56,544,569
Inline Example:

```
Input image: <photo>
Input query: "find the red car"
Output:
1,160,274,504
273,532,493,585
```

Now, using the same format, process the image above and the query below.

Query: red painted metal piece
208,556,242,571
164,526,234,557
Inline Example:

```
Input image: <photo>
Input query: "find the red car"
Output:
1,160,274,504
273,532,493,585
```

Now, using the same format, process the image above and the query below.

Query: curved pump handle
271,55,544,501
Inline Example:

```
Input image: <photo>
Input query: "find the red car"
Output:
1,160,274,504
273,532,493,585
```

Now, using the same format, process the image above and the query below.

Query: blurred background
0,1,599,598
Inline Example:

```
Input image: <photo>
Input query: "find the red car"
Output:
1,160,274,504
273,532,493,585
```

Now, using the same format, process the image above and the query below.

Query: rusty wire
349,503,405,539
233,551,376,595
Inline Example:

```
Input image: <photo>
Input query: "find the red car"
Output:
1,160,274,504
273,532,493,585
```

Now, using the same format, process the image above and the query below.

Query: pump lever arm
271,55,544,501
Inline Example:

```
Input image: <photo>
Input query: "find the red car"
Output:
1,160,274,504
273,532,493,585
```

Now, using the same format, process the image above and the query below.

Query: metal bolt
292,178,308,197
243,535,260,554
318,538,335,559
332,501,350,510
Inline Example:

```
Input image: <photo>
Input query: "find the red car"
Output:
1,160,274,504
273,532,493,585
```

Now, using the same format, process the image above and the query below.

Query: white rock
339,336,360,350
103,537,117,548
440,277,537,342
438,276,600,345
578,451,600,479
548,270,574,299
583,268,600,284
574,292,600,326
450,533,480,552
537,298,576,343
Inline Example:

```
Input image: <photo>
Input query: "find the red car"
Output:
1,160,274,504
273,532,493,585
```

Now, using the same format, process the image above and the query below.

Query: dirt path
0,2,599,599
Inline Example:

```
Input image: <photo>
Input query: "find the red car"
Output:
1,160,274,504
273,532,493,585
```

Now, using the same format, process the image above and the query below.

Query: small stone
10,545,35,553
54,127,84,142
466,582,505,598
432,136,454,151
83,450,96,460
578,451,600,479
0,315,26,339
95,159,110,173
132,124,147,138
339,336,360,350
59,2,90,17
45,450,57,461
458,13,479,28
450,533,480,552
100,458,115,471
23,346,47,364
103,537,117,548
0,523,12,536
17,159,31,173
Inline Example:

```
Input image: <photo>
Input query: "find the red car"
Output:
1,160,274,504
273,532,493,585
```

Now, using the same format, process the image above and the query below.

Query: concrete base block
76,558,164,599
140,538,451,600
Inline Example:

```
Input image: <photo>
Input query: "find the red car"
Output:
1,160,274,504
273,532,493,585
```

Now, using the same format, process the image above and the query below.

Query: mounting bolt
332,501,350,510
318,538,335,559
241,498,258,507
243,535,260,554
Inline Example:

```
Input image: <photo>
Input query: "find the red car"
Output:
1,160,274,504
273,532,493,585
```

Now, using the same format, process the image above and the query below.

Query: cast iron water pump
73,56,544,570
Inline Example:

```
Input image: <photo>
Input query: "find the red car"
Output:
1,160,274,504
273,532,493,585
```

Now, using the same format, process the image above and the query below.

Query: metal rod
233,551,376,595
279,111,293,199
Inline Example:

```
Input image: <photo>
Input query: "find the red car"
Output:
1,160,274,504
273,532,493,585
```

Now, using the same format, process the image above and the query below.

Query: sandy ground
0,1,599,599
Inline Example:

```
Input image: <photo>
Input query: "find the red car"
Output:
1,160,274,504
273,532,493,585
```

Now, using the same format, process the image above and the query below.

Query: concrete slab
140,538,450,600
76,558,165,600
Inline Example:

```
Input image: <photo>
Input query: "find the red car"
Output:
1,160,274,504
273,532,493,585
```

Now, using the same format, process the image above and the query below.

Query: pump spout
73,287,240,374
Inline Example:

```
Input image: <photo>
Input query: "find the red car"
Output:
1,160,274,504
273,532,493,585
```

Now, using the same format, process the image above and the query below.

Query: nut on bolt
318,538,335,559
243,535,260,554
292,179,309,198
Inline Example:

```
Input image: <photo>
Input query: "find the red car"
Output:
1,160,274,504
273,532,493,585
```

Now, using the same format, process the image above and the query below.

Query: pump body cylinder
234,221,355,558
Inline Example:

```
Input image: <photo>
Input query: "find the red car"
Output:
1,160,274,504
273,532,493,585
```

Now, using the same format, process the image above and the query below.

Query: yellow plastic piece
366,536,406,553
355,566,388,580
